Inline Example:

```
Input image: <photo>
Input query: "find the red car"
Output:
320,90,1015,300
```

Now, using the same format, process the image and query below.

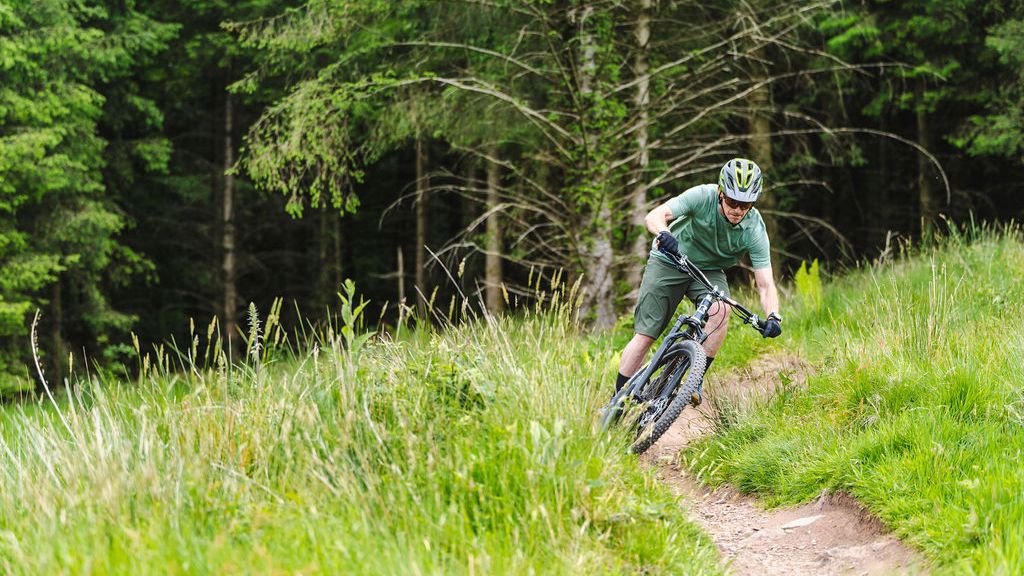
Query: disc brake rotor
638,395,669,430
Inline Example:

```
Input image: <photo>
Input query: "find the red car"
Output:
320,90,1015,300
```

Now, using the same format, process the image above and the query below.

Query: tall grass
686,222,1024,574
0,280,720,574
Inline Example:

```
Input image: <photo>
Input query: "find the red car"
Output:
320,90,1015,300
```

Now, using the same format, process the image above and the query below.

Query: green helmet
718,158,763,203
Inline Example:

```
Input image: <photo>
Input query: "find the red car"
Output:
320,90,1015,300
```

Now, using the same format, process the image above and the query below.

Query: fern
794,259,822,309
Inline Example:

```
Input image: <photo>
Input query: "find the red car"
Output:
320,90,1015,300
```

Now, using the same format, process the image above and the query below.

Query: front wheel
598,343,689,432
630,340,706,454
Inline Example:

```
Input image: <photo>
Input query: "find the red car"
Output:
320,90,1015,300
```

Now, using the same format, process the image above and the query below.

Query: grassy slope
688,226,1024,574
0,290,720,574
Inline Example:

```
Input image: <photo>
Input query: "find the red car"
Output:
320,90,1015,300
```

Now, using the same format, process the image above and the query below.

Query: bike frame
623,249,764,401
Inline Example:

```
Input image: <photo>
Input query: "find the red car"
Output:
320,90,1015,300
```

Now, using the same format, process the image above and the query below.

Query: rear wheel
629,340,706,454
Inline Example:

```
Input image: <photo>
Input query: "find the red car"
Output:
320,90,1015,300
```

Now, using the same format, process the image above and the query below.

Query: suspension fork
626,294,715,398
650,294,716,399
690,293,715,330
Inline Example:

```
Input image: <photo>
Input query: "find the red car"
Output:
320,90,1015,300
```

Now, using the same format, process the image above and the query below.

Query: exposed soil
642,353,926,575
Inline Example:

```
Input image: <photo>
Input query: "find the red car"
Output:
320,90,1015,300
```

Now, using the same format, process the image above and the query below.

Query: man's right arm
645,202,675,235
647,185,705,234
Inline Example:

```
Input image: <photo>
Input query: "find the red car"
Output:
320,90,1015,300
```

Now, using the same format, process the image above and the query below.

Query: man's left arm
752,267,780,315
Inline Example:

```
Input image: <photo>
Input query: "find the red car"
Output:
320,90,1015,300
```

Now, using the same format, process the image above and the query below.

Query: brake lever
748,314,763,331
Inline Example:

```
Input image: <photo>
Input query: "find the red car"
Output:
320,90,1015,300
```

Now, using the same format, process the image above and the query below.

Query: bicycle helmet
718,158,763,203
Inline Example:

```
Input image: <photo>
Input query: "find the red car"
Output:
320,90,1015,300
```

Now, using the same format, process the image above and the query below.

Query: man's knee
619,333,656,376
630,333,656,351
709,301,732,324
622,333,656,360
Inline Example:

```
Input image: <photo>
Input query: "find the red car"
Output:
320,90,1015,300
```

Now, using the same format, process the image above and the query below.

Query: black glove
760,313,782,338
656,231,679,256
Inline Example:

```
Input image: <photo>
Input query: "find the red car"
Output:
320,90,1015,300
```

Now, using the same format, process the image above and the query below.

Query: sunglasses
720,194,753,211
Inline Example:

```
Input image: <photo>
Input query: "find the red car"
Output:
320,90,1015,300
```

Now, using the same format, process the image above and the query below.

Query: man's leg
688,289,730,405
616,333,656,391
686,270,731,371
617,258,687,393
702,300,731,359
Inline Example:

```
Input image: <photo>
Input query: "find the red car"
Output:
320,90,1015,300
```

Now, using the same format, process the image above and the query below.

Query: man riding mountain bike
615,158,783,402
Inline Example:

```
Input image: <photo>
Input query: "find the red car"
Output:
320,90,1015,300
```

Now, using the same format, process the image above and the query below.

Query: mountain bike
600,248,768,454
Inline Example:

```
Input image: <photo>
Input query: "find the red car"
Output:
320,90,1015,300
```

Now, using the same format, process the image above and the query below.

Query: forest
2,0,1024,395
8,2,1024,574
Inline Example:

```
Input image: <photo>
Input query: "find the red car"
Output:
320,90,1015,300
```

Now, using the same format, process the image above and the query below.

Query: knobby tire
630,340,706,454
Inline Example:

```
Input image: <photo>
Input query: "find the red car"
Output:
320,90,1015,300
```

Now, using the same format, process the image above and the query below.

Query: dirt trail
642,354,925,575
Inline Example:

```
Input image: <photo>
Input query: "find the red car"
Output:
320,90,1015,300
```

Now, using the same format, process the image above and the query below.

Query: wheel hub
638,396,669,429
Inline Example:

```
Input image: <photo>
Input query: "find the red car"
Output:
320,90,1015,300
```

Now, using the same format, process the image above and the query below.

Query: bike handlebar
657,247,765,332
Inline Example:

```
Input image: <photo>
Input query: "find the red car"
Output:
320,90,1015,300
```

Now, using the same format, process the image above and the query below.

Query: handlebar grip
657,245,681,259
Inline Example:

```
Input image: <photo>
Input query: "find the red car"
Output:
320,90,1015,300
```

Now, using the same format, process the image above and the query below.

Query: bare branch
392,41,548,78
760,209,855,254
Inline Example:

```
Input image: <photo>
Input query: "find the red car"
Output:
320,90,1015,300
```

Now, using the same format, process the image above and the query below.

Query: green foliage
336,278,372,357
0,0,174,392
792,0,1019,243
241,77,373,217
233,0,439,217
819,1,995,116
962,18,1024,159
234,0,832,293
5,0,1024,396
687,226,1024,571
793,259,822,310
0,289,722,574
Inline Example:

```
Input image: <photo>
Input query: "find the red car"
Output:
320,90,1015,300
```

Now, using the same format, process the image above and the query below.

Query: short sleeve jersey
649,184,771,270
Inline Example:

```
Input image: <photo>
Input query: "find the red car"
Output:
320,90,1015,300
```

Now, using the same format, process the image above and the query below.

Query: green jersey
650,184,771,270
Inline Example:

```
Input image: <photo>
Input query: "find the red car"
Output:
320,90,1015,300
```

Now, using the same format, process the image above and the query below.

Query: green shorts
633,258,730,338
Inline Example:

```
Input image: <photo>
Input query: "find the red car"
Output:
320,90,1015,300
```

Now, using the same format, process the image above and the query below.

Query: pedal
690,392,702,407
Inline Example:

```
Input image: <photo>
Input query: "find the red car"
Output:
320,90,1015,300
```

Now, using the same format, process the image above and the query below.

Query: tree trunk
578,5,596,95
397,246,406,306
917,77,938,233
415,138,429,316
626,0,652,308
748,47,777,264
222,72,238,352
318,204,330,306
485,147,503,314
49,280,66,385
333,213,342,290
462,161,478,233
576,3,616,329
584,203,616,329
